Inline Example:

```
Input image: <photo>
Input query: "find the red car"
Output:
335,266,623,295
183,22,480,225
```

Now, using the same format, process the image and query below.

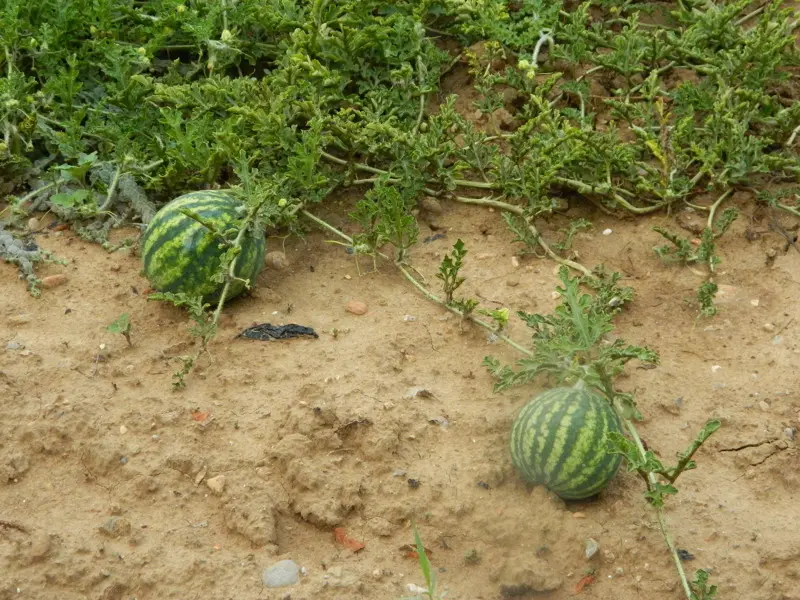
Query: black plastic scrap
236,323,319,341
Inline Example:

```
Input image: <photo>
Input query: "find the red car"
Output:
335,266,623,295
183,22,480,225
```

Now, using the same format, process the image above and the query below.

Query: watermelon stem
302,209,535,357
622,417,693,598
209,197,270,331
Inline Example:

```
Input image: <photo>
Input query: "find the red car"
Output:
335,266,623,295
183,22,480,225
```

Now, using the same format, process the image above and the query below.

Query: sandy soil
2,187,799,600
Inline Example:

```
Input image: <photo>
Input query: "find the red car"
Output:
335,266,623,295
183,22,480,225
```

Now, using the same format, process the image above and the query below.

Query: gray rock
262,559,300,588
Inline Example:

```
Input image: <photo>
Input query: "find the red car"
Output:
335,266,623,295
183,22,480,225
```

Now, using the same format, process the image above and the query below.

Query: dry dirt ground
2,191,800,600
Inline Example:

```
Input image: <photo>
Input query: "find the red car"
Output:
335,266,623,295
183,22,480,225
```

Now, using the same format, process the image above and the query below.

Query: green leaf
106,313,131,335
50,189,91,208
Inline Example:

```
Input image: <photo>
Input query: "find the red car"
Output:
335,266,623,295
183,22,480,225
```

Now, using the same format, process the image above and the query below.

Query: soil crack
718,438,778,453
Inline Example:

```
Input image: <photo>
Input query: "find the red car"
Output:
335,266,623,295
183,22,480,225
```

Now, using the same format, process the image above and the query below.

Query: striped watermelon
510,385,622,500
140,190,266,303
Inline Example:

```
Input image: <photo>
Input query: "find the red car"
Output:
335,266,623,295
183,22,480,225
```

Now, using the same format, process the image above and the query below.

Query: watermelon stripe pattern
510,386,622,500
141,190,266,303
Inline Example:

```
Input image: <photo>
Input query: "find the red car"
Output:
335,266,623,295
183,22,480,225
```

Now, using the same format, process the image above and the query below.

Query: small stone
345,300,368,315
206,475,226,495
585,538,599,559
27,217,40,231
262,559,300,588
403,315,417,322
8,314,31,327
750,299,760,307
5,341,23,351
759,400,770,411
420,197,443,214
264,251,289,271
41,274,68,288
511,256,520,268
602,228,612,236
711,365,721,373
506,279,519,288
784,428,795,441
99,517,131,538
763,323,776,332
571,512,586,519
119,425,128,435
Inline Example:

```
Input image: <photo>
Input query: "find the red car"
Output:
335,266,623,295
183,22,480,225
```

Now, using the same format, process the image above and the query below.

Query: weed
106,313,132,346
402,524,446,600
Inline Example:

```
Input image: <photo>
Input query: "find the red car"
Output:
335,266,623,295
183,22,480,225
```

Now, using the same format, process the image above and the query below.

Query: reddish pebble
345,300,368,315
41,274,68,288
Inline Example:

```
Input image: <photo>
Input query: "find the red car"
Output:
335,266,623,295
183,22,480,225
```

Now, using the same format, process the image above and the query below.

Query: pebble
403,315,417,322
759,400,770,412
98,517,131,538
711,365,721,373
511,256,520,268
750,299,759,307
41,274,68,288
27,217,40,231
763,323,776,332
585,538,599,559
262,559,300,588
506,279,519,287
602,228,612,236
264,251,289,270
119,425,128,435
5,341,23,351
420,196,443,214
345,300,368,315
206,475,226,495
784,428,795,441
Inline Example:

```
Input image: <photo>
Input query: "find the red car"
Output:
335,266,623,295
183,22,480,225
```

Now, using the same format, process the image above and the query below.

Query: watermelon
510,384,622,500
140,190,266,303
